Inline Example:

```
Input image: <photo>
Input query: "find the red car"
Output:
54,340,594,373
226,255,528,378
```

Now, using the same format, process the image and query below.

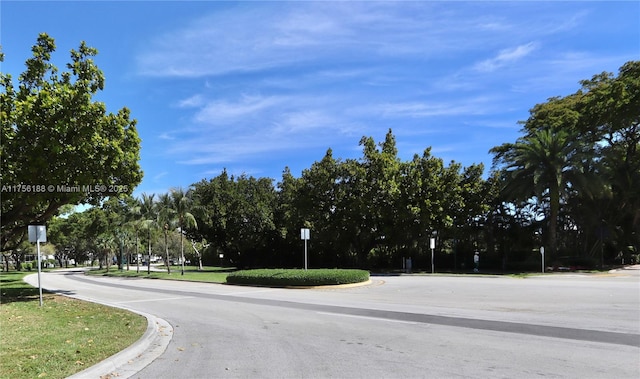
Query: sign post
430,237,436,274
301,228,310,270
540,246,545,273
28,225,46,307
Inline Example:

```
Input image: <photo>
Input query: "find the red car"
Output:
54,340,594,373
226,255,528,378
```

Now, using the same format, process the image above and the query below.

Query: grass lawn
87,265,232,283
0,270,147,379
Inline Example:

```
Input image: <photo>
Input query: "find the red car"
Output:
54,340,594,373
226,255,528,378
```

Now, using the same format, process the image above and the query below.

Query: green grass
226,268,370,286
86,265,232,283
0,271,147,379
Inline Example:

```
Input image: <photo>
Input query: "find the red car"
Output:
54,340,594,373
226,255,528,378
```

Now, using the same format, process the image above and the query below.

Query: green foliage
19,262,32,271
41,56,638,271
191,171,277,267
491,127,589,256
1,33,142,253
138,193,159,274
491,60,639,262
226,269,370,286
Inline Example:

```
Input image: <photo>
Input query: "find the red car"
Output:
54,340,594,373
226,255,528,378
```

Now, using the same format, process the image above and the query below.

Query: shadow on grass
175,266,237,273
192,267,236,273
1,271,80,305
0,271,45,304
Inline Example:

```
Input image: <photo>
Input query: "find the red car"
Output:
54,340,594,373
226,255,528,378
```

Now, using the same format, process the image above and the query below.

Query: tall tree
353,130,403,266
492,61,639,264
491,127,588,259
578,61,640,258
157,193,174,274
170,188,198,275
1,33,142,253
100,197,129,270
139,193,157,274
297,149,342,267
274,167,305,266
191,171,234,265
122,195,142,272
48,207,93,268
191,172,276,268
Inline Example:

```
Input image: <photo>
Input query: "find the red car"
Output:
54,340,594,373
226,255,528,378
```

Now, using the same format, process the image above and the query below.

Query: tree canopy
1,33,143,252
492,61,639,265
7,50,636,272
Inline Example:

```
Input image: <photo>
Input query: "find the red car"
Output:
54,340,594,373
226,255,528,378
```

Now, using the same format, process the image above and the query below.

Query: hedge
226,268,370,287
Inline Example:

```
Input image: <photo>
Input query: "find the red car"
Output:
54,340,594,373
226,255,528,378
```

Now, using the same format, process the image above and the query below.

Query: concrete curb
67,306,172,379
224,278,374,290
303,278,373,290
23,273,173,379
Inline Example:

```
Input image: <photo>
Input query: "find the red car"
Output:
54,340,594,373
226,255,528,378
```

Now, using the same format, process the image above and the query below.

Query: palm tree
490,127,588,258
139,193,157,275
96,234,115,272
170,188,198,275
123,197,142,273
157,193,174,274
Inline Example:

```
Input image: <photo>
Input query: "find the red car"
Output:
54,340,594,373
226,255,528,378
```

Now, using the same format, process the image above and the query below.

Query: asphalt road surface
29,268,640,378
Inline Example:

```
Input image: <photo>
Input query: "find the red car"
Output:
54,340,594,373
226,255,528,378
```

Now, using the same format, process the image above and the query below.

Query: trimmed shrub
226,268,369,287
20,262,33,271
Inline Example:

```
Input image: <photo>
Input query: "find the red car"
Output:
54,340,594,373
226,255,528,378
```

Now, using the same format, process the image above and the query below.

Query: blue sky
2,1,638,197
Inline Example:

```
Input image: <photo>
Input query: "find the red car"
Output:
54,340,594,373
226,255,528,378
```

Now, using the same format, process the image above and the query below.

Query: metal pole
301,228,310,270
430,236,436,274
304,239,308,270
36,240,43,307
431,248,434,274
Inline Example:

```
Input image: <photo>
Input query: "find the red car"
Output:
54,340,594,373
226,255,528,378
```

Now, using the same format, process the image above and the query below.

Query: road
28,268,640,378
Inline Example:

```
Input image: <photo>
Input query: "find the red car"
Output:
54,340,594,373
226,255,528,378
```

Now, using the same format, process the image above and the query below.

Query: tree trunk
548,178,560,260
147,227,152,275
180,224,185,275
136,232,140,273
164,229,171,274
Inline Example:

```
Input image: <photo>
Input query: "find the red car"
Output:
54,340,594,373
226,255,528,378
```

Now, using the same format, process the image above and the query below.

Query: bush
226,269,370,287
20,262,32,271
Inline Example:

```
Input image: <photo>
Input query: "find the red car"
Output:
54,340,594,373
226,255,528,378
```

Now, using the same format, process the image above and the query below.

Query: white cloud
170,104,358,167
474,42,538,72
158,132,176,140
136,2,633,182
193,94,283,125
135,2,497,78
274,110,335,133
153,172,168,181
173,132,307,166
177,94,205,108
366,96,499,119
